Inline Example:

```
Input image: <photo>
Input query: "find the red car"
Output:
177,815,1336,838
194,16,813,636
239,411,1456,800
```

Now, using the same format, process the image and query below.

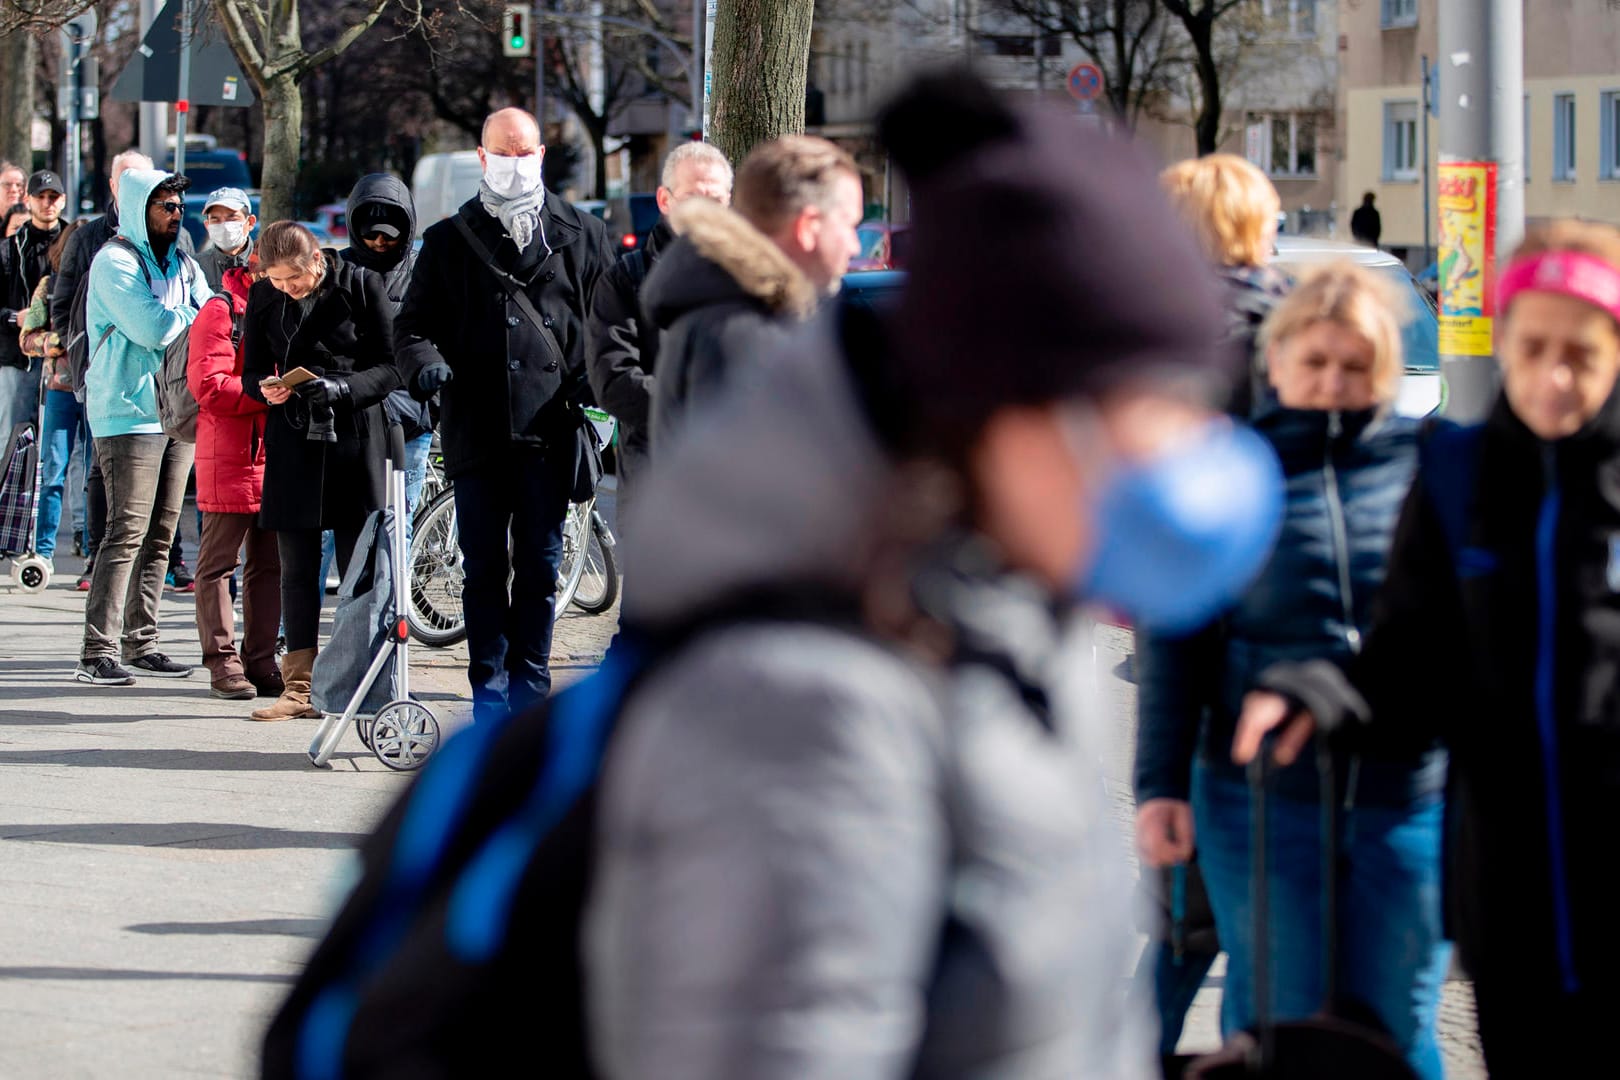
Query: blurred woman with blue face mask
1134,261,1451,1079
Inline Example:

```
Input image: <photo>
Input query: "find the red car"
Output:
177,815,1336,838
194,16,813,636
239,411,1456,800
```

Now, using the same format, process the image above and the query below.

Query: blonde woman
1161,154,1292,416
1136,262,1450,1078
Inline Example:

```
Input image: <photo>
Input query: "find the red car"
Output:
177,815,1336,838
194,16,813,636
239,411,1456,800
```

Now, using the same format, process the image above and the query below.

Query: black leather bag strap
451,212,569,376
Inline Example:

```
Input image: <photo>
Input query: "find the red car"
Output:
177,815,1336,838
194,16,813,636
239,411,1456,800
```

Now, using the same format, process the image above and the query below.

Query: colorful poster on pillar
1437,161,1498,357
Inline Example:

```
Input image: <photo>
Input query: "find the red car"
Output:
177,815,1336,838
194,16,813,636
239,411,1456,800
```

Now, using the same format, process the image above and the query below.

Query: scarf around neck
478,180,549,256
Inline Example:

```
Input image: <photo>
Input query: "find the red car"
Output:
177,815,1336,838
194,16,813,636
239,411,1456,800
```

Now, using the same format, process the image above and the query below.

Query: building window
1262,0,1316,35
1247,113,1318,177
1602,91,1620,180
1382,100,1419,181
1554,93,1577,181
1381,0,1417,28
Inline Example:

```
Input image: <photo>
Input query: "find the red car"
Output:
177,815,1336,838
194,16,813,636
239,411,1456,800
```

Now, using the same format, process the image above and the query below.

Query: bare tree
1161,0,1252,154
212,0,424,221
708,0,815,164
0,31,37,168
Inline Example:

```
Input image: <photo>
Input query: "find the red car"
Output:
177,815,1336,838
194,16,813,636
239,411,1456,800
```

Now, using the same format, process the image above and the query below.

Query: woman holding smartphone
242,221,400,722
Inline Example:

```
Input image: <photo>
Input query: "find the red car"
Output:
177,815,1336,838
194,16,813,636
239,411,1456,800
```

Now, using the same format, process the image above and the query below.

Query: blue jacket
83,168,212,438
1135,403,1447,807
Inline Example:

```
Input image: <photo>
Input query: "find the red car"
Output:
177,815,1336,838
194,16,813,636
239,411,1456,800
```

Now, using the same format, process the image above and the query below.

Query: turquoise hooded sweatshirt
83,168,213,438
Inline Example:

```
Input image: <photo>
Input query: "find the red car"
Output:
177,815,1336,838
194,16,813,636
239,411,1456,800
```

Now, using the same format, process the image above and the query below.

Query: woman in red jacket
188,261,283,702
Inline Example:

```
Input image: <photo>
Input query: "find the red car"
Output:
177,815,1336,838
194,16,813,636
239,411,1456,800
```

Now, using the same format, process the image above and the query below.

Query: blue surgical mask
1079,421,1283,634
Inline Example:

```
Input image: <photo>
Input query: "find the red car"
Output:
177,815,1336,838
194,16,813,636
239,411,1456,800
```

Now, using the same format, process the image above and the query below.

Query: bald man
396,107,614,723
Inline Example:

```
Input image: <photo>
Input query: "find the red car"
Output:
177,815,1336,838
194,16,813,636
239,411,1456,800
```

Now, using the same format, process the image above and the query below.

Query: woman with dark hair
19,220,84,565
3,202,28,238
242,221,400,721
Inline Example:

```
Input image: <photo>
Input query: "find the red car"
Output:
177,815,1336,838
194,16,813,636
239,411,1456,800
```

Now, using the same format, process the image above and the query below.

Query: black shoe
128,652,194,679
75,658,136,686
72,531,85,558
169,561,195,592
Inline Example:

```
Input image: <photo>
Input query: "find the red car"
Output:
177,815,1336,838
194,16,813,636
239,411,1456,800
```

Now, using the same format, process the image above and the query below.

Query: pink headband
1497,251,1620,323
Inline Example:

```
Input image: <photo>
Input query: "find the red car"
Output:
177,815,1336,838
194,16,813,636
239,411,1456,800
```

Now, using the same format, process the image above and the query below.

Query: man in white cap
197,187,256,291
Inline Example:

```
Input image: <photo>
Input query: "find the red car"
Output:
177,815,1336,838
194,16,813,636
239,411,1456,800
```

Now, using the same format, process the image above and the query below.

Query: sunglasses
152,201,185,215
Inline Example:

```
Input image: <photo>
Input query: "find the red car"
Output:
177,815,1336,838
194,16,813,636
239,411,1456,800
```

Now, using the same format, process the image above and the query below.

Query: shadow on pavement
2,822,366,849
0,749,370,771
125,918,327,938
0,965,295,984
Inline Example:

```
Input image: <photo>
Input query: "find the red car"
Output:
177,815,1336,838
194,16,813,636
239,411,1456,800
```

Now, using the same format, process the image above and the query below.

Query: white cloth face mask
207,220,248,251
483,153,544,199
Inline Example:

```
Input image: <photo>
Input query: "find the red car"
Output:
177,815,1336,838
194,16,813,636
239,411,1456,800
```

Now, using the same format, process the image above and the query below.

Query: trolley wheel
370,700,440,771
12,556,51,593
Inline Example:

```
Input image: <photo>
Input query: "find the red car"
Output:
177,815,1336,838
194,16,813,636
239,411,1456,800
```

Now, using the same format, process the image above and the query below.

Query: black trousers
278,525,361,653
1474,976,1615,1077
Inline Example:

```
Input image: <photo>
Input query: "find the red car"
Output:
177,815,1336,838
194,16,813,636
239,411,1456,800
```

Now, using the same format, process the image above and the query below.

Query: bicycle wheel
569,511,619,614
407,488,468,647
554,500,591,614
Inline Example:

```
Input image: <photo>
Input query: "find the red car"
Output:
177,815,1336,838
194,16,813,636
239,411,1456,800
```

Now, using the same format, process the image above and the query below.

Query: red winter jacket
188,268,266,515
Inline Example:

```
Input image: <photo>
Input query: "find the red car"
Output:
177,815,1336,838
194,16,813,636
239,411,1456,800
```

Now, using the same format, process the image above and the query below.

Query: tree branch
291,0,393,78
212,0,269,86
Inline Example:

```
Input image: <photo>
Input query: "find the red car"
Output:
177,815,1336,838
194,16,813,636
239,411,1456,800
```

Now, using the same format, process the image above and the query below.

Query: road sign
109,0,255,108
1067,63,1103,102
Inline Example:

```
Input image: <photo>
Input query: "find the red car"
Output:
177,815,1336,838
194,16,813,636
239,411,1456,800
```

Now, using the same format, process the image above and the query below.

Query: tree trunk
708,0,814,165
1189,19,1220,155
259,73,302,222
0,32,36,170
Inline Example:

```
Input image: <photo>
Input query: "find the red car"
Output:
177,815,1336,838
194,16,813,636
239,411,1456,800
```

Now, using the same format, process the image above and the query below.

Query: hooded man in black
337,173,433,521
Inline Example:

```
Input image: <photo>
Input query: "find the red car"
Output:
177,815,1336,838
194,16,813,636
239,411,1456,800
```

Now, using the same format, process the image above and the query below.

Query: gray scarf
478,180,549,255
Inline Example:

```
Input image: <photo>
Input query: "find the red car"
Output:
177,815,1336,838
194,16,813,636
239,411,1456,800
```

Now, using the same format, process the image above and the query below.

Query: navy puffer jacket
1135,402,1447,807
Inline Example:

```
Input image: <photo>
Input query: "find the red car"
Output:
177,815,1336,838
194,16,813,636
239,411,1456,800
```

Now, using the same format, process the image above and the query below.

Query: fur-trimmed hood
643,198,818,330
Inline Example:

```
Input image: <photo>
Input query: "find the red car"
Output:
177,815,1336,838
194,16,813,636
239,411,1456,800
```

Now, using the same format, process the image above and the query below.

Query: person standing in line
52,150,163,592
74,169,211,686
335,172,433,541
396,107,613,724
1351,192,1382,250
18,222,84,567
586,141,733,520
197,187,257,292
241,222,399,721
0,162,25,210
0,171,66,439
3,203,27,238
188,256,283,703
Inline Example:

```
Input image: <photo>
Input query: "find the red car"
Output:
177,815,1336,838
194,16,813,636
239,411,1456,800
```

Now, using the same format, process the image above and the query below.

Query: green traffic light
512,35,525,47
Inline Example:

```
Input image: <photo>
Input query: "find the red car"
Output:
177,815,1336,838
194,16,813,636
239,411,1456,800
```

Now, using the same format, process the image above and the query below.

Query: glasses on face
152,201,184,215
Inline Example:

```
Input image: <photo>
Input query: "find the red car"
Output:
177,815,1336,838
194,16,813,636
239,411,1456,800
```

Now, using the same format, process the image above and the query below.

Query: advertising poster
1437,161,1498,357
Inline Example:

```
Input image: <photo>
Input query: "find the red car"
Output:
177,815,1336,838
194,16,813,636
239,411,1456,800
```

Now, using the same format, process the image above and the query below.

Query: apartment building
1340,0,1620,265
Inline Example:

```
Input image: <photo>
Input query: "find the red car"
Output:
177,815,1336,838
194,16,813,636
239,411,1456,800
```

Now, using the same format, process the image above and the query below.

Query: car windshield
170,153,253,190
857,225,888,261
1274,258,1440,373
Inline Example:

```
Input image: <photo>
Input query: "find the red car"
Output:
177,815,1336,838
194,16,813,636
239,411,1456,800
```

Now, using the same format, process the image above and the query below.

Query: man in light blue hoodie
75,169,213,686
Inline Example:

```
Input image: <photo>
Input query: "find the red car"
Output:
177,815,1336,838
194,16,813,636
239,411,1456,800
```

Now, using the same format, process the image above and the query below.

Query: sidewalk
0,555,617,1078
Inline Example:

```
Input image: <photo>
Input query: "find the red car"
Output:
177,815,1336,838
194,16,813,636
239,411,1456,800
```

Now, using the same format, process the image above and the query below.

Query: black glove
416,361,453,394
301,376,352,409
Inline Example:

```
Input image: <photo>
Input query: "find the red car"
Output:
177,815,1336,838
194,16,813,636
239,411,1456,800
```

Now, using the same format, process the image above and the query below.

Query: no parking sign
1067,63,1103,102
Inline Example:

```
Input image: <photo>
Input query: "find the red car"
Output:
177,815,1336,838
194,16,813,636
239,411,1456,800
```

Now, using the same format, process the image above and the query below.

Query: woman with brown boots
242,222,400,721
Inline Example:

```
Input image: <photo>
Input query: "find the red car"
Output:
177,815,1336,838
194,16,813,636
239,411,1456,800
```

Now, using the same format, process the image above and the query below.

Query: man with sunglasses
75,171,212,686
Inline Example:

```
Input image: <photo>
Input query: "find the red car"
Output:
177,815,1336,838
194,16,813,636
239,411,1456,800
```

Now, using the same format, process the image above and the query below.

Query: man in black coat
645,135,864,453
0,171,65,438
1351,191,1382,249
586,141,733,520
396,107,613,723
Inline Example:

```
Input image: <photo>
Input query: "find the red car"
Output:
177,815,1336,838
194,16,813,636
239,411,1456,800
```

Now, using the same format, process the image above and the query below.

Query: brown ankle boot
250,648,321,721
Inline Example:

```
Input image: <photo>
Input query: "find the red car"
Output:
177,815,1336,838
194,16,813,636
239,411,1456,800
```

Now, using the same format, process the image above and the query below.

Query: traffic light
502,4,532,57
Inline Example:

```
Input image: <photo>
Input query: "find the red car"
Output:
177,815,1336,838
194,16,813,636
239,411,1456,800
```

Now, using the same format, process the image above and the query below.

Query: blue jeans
35,390,87,558
1133,936,1218,1055
402,431,432,547
1192,761,1451,1080
453,449,570,723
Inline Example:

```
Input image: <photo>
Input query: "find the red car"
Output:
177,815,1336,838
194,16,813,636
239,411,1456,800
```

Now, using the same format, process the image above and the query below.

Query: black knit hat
875,69,1234,449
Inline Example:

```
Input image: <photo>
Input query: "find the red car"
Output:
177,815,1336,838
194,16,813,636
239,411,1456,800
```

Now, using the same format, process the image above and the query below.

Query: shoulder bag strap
451,211,570,376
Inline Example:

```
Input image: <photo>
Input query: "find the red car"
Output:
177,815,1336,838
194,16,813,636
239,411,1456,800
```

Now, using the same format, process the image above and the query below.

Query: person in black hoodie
242,221,400,722
336,172,434,535
586,142,732,519
1237,218,1620,1075
0,171,65,439
645,135,863,455
396,108,613,724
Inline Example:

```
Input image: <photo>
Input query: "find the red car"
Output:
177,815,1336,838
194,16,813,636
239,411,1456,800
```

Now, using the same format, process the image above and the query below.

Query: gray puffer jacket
585,306,1153,1080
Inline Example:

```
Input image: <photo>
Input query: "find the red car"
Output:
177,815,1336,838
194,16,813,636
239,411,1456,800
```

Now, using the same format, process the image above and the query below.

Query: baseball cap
28,171,64,197
203,187,251,214
363,222,401,239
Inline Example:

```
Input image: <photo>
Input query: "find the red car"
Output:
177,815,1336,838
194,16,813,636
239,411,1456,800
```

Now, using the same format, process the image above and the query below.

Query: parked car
313,203,348,241
1272,236,1442,417
850,222,912,271
585,193,659,253
411,150,483,226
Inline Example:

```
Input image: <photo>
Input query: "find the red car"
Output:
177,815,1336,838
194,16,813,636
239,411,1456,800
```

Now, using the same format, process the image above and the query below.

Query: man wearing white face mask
396,107,614,724
197,188,257,292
